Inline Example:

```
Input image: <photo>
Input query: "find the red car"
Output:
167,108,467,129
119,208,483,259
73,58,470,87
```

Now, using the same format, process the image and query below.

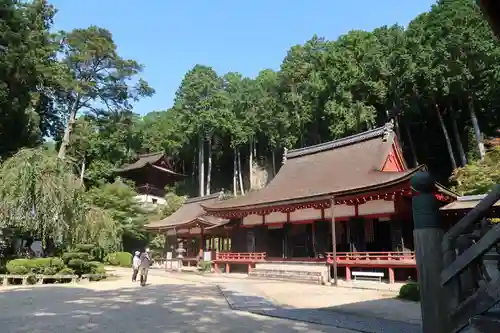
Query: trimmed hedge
104,252,132,267
6,257,65,275
398,282,420,301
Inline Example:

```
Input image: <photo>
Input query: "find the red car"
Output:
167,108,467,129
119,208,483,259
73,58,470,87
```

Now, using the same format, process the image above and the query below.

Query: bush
58,267,75,275
62,252,90,264
6,257,65,275
398,282,420,302
67,259,90,275
88,261,106,274
74,244,95,253
104,252,132,267
198,260,212,272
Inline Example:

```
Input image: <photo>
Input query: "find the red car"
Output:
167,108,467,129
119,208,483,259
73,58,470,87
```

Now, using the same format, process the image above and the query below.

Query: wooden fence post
411,171,447,333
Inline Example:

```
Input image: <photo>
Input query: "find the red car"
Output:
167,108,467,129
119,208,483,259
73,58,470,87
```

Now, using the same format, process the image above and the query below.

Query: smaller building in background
145,192,230,265
116,152,184,206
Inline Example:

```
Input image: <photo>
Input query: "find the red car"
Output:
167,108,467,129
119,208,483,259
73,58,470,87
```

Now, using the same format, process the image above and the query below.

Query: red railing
215,252,267,262
326,251,416,263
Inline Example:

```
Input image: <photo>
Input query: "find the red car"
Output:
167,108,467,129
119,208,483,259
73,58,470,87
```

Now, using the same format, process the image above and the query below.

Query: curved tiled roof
146,192,228,230
116,152,183,175
203,123,421,212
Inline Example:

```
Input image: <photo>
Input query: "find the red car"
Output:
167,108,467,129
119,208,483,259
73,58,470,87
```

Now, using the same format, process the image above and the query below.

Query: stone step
252,268,323,276
249,269,324,284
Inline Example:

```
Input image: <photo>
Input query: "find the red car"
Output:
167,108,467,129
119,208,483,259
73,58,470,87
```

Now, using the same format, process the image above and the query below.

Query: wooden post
330,197,338,286
411,171,446,333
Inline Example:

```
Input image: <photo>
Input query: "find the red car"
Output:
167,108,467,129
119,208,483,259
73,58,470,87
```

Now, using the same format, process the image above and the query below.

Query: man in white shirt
132,251,141,282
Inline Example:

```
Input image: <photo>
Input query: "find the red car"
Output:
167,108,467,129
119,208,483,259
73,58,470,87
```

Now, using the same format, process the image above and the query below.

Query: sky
49,0,437,116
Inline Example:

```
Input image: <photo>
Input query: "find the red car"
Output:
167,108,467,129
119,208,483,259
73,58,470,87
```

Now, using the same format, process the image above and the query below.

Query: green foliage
398,282,420,302
85,180,148,247
0,0,64,157
67,259,88,275
62,252,90,263
58,267,75,275
198,260,212,272
0,149,119,251
6,257,65,275
104,251,132,267
451,145,500,195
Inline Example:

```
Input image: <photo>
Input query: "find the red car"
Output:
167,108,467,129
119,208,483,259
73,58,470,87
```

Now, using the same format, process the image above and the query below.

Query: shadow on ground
219,287,422,333
0,283,348,333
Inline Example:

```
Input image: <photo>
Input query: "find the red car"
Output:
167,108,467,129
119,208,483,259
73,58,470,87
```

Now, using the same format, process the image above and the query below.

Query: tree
56,26,154,160
85,180,150,251
451,144,500,195
0,0,63,157
0,148,118,252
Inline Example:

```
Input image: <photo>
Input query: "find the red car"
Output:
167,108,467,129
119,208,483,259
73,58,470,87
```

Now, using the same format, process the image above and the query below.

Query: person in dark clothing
139,248,152,286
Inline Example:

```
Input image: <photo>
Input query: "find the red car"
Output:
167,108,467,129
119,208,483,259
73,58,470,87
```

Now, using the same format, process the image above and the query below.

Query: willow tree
0,148,118,252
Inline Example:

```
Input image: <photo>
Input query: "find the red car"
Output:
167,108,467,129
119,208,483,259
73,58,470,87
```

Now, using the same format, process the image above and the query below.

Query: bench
352,271,384,282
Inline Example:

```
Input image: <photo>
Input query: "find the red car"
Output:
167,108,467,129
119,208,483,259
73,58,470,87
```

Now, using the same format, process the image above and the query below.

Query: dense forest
0,0,498,253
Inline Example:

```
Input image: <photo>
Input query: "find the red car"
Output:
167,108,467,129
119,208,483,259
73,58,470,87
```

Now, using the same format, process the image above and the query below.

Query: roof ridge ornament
383,120,394,142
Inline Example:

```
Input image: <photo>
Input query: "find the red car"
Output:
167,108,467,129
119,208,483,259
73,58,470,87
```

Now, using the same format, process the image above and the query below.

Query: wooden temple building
117,152,184,206
148,122,458,283
146,192,231,264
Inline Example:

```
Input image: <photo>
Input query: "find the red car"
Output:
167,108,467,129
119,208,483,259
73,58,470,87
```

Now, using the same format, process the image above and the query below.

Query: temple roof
145,192,228,230
203,123,423,212
116,152,183,175
440,194,500,211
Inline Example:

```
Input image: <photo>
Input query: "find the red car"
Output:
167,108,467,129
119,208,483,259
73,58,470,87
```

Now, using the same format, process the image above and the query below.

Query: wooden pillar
411,172,446,333
388,267,395,284
225,263,230,273
330,197,338,286
345,266,351,281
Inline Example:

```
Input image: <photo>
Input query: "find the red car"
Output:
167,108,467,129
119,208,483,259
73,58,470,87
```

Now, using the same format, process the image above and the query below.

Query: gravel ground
0,275,357,333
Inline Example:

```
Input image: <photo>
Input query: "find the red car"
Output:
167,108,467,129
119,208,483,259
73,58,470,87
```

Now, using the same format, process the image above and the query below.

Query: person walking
132,251,141,282
139,248,152,287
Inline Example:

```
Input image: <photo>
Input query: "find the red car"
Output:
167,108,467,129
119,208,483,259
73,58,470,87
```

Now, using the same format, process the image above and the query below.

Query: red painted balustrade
325,251,416,265
325,251,416,284
213,252,266,274
215,252,267,262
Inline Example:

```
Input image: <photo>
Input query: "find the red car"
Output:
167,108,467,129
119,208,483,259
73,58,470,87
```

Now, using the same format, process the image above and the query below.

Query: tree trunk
435,104,457,170
57,99,79,160
403,119,418,167
237,148,245,195
272,150,276,176
450,108,467,166
467,97,486,161
79,157,86,186
205,136,212,195
198,136,205,197
233,146,238,196
249,139,254,190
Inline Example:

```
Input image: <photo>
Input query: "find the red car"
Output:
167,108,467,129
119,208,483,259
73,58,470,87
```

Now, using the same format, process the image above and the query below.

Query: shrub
74,244,95,253
58,267,75,275
88,261,106,274
198,260,212,272
67,258,90,275
398,282,420,302
6,257,64,275
104,252,132,267
62,252,90,264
